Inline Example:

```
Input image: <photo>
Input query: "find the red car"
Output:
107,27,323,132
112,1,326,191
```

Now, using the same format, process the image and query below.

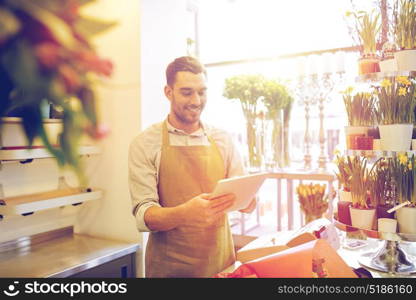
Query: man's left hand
239,198,257,213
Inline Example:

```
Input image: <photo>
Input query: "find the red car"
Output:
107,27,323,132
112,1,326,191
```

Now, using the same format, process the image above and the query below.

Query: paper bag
215,239,357,278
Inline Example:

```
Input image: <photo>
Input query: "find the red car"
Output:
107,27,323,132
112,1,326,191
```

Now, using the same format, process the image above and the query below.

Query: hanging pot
378,124,413,151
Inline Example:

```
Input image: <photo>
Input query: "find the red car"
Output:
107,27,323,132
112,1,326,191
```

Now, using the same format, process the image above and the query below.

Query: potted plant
393,154,416,234
334,154,353,225
368,158,395,220
379,41,398,73
342,87,375,150
296,183,329,224
223,74,292,171
0,0,115,183
345,9,381,75
345,156,378,230
393,0,416,71
374,76,416,151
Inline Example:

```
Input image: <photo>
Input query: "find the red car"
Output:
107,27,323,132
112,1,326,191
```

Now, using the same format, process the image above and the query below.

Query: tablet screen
210,173,268,212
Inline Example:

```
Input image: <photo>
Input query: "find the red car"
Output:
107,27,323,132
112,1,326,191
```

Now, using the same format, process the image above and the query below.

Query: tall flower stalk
342,87,375,126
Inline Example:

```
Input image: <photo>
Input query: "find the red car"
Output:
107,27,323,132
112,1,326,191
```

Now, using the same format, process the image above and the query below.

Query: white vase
378,124,413,151
350,206,376,230
377,218,397,233
395,49,416,71
412,139,416,151
379,58,398,73
396,207,416,234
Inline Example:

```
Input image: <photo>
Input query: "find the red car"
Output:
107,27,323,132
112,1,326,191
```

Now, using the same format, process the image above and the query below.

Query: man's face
165,71,207,126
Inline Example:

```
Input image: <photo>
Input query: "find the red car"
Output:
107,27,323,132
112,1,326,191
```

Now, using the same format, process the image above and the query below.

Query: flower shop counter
0,227,140,278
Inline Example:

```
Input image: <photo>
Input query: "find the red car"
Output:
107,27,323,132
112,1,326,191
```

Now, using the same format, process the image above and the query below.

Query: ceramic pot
358,56,380,74
396,206,416,234
379,58,397,73
412,139,416,151
372,139,381,150
377,218,397,233
350,206,376,230
344,126,369,150
378,124,413,151
395,49,416,71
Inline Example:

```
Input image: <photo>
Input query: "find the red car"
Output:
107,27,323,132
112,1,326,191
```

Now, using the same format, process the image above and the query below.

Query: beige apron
145,121,235,278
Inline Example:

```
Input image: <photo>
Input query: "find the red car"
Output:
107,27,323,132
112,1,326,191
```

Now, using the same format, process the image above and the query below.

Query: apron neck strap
162,120,214,147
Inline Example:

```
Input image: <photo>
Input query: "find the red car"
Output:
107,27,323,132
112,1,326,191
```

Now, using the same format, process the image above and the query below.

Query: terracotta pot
379,124,413,151
358,57,380,75
350,206,376,230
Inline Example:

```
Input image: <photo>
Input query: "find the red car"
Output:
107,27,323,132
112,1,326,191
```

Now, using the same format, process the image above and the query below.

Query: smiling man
129,56,256,278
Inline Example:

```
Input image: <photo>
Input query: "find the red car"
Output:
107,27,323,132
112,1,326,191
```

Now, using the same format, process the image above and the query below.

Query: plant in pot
342,87,375,150
262,78,294,169
334,154,353,225
296,183,329,224
393,0,416,71
392,154,416,234
368,158,395,220
374,76,416,151
345,156,378,230
345,9,381,75
0,0,115,184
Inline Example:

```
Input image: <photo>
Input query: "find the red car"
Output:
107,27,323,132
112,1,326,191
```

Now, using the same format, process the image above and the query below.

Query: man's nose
189,92,202,106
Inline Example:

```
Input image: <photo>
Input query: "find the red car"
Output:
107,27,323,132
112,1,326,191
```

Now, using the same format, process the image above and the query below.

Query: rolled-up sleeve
128,135,161,232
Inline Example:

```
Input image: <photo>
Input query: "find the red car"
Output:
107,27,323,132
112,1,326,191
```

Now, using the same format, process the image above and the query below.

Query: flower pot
395,49,416,71
356,136,373,150
0,117,62,149
396,206,416,234
412,139,416,151
344,126,369,150
358,57,380,75
379,58,397,73
376,204,395,219
337,201,352,226
372,139,381,150
377,218,397,233
378,124,413,151
349,206,376,230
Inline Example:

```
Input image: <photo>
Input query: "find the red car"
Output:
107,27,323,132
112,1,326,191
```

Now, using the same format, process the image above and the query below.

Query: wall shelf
0,146,100,161
0,188,103,216
345,149,416,158
356,70,416,82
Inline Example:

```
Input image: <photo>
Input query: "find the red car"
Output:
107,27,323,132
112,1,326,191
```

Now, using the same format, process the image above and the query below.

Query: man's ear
164,85,173,101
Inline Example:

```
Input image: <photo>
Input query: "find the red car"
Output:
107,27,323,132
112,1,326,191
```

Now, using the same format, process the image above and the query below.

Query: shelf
0,188,103,216
356,70,416,82
0,146,100,161
345,149,416,158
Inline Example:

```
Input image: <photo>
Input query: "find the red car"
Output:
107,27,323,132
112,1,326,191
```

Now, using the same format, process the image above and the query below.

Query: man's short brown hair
166,56,206,86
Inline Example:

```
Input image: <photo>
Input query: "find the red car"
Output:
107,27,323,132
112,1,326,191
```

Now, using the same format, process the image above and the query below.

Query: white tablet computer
210,173,268,212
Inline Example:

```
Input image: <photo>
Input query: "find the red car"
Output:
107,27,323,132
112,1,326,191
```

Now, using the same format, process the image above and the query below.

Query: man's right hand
179,193,235,228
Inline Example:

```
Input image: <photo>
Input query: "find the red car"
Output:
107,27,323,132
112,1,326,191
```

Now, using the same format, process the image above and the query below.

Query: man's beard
172,97,205,125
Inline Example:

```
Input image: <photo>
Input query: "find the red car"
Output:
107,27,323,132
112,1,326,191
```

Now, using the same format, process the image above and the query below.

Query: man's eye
182,91,193,96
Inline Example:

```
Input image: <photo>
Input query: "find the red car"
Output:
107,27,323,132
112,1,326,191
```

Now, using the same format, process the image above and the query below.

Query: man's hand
179,193,236,228
239,198,257,214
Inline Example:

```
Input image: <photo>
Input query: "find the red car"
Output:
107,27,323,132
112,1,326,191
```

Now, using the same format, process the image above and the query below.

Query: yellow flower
396,76,411,86
399,153,408,165
408,162,412,170
380,79,392,88
341,86,354,95
398,87,407,96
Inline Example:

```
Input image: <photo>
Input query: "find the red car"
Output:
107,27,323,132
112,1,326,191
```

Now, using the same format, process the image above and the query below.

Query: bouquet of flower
296,183,329,222
374,76,416,125
0,0,116,182
342,87,375,126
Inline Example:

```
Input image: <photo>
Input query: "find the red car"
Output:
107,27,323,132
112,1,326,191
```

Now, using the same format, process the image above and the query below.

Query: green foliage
342,88,375,126
346,9,381,55
374,77,416,125
394,0,416,50
0,0,116,184
390,154,416,206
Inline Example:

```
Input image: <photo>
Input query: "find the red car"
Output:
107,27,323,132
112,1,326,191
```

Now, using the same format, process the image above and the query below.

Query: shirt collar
166,117,207,137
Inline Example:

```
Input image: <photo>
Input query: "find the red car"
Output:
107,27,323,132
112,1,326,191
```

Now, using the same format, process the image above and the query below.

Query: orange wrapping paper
215,239,357,278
